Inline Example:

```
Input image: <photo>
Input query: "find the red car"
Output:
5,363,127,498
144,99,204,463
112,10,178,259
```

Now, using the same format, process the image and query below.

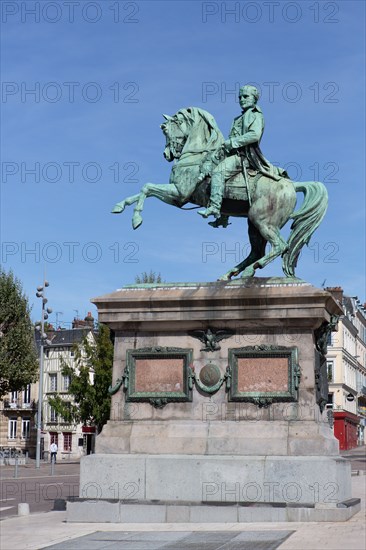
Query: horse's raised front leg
219,220,267,281
112,193,141,214
131,183,186,230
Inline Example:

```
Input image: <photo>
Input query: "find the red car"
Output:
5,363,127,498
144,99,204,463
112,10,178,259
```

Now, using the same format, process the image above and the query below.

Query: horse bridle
165,116,219,165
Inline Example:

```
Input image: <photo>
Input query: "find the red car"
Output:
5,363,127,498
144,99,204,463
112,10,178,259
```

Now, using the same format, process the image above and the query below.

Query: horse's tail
282,181,328,277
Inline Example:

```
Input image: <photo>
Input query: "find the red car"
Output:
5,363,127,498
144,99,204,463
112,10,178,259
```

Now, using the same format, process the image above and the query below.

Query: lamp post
35,281,52,469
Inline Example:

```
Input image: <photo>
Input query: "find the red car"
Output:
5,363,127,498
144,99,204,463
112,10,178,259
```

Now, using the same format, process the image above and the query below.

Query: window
10,391,18,409
344,362,349,386
8,418,17,439
62,375,71,391
49,374,57,392
70,350,74,357
23,384,31,405
50,406,58,422
326,332,332,346
63,432,72,452
10,391,18,407
327,361,334,382
50,432,58,445
21,418,31,439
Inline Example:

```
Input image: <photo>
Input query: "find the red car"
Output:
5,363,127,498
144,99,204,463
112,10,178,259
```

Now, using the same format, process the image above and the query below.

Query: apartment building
39,319,96,460
326,287,366,450
0,314,97,460
0,382,38,458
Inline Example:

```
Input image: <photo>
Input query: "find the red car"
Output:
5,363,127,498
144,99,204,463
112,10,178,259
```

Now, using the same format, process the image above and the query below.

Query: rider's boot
198,176,224,219
208,215,230,228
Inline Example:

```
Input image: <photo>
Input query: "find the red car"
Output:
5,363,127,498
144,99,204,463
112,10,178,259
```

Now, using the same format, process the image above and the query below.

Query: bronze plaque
135,358,184,392
125,347,193,405
237,357,288,392
228,346,300,405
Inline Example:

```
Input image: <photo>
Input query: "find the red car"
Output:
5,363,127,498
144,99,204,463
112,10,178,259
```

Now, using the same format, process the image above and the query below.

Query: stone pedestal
67,279,360,522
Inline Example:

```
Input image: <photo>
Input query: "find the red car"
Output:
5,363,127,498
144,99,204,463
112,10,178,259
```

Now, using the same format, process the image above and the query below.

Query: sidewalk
1,475,364,550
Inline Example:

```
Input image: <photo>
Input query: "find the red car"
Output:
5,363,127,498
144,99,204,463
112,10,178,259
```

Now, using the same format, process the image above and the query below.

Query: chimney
72,317,84,329
84,312,94,327
72,312,94,329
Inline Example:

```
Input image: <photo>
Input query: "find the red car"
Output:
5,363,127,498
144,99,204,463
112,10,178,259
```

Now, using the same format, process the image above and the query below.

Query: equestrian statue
112,84,328,280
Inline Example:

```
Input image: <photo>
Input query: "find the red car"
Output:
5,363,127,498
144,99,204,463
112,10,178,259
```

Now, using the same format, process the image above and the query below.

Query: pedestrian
50,441,58,463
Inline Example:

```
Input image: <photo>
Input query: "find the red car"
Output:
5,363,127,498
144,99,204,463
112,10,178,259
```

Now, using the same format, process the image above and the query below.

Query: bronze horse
112,107,328,280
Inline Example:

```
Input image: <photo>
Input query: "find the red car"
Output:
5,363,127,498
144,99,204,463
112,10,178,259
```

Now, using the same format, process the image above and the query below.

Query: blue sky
1,0,365,326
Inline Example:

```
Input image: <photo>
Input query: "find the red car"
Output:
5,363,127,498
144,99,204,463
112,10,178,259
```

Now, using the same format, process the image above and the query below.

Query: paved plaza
0,472,364,550
43,530,294,550
0,447,364,549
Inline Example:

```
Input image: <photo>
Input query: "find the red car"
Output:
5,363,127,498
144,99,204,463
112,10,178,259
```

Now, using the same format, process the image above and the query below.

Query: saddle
193,168,262,211
223,169,260,202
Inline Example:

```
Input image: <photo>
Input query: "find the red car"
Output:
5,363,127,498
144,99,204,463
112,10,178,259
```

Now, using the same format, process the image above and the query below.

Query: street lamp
35,280,52,469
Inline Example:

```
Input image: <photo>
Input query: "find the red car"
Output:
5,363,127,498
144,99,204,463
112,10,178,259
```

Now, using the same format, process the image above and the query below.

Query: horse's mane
175,107,220,133
175,107,224,153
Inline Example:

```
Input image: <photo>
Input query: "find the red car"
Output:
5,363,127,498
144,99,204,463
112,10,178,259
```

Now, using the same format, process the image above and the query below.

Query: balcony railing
2,399,35,410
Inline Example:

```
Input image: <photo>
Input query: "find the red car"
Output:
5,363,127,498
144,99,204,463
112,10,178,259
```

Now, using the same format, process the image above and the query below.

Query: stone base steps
67,497,361,523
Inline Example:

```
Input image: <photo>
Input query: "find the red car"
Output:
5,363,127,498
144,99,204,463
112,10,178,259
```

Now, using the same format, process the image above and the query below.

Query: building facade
0,314,97,460
326,287,366,450
0,383,38,459
40,324,96,460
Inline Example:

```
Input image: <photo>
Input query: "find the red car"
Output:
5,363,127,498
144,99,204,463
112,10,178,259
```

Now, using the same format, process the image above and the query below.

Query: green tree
135,270,163,284
49,324,113,433
0,269,39,399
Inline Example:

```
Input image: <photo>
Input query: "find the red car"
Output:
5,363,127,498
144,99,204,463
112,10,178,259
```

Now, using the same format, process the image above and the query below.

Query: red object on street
333,411,359,450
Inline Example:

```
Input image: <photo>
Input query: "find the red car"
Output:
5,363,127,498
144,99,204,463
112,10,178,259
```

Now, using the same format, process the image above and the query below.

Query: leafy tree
49,324,113,433
135,270,163,284
0,269,38,399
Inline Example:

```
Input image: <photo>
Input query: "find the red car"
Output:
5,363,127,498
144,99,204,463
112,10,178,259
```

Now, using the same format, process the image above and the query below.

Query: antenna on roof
321,279,326,288
73,309,79,319
56,312,63,328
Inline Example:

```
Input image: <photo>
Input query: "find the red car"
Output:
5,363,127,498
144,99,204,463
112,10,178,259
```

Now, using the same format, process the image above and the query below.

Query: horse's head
160,112,190,162
160,107,224,163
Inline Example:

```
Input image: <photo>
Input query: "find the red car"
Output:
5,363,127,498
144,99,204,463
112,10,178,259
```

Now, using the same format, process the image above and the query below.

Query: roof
47,328,94,346
343,295,354,315
34,328,95,353
341,294,362,336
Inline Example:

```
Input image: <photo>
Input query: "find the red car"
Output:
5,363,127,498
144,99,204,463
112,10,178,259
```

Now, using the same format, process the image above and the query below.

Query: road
0,447,364,520
0,461,79,520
